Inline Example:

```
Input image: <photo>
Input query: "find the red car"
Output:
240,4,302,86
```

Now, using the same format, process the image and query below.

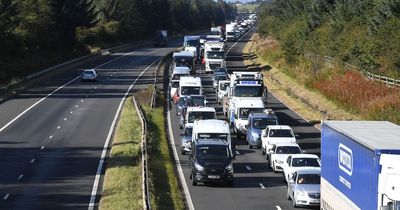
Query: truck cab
226,23,237,42
229,97,265,137
246,110,278,148
173,51,196,75
153,30,168,47
173,76,202,104
204,41,225,72
183,36,200,63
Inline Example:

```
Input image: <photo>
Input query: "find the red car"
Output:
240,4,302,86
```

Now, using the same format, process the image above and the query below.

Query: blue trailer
321,121,400,210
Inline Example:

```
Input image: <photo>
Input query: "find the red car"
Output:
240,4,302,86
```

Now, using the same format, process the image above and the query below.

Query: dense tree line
0,0,236,85
258,0,400,78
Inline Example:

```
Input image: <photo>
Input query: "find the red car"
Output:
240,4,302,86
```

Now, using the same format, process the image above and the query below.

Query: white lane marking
167,95,195,210
86,95,89,98
235,150,240,155
259,183,266,189
0,76,80,133
64,118,67,121
40,146,45,150
88,57,161,210
246,165,252,171
3,194,10,200
75,105,79,108
276,206,282,210
57,126,61,129
81,99,84,102
226,27,254,54
49,135,53,139
18,174,24,181
30,158,36,164
70,111,73,114
94,87,97,89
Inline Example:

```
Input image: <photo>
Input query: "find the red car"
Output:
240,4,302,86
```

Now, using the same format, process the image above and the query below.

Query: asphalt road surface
168,28,321,210
0,40,182,210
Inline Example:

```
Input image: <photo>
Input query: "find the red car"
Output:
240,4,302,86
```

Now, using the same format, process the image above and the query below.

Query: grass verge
243,34,359,128
99,96,143,210
145,93,184,210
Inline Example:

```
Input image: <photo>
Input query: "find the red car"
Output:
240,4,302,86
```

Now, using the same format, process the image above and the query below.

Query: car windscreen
210,31,220,35
269,129,294,138
84,70,94,75
219,83,229,90
292,158,320,167
185,39,199,47
238,108,264,119
234,86,262,97
227,32,235,35
174,56,193,67
275,146,301,154
215,75,228,81
188,111,215,123
197,133,228,141
171,82,179,88
207,51,224,59
297,174,321,184
180,86,200,95
214,68,227,74
252,118,277,129
172,74,187,80
189,97,205,106
197,145,229,159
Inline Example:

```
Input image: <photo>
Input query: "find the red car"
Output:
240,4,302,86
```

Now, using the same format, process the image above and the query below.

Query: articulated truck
321,121,400,210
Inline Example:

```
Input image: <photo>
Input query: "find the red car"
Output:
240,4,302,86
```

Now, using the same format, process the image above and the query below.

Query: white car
82,69,97,81
261,125,296,156
282,154,320,182
269,143,302,173
287,168,321,207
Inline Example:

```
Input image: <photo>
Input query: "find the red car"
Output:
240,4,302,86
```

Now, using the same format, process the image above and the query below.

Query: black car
176,96,189,116
189,139,234,186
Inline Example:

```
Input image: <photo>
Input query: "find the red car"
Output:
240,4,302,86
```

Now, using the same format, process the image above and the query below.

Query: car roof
194,120,229,133
187,107,216,112
173,51,194,57
235,98,264,108
84,69,95,72
267,125,292,130
195,138,229,146
273,142,300,147
173,67,191,74
179,76,201,85
296,168,321,174
249,112,276,119
290,154,319,159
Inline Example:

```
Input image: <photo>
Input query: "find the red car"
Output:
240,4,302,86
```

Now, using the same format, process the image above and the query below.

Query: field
236,3,260,12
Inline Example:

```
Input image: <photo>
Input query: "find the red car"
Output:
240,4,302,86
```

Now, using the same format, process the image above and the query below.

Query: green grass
237,3,260,12
99,97,143,210
146,101,184,210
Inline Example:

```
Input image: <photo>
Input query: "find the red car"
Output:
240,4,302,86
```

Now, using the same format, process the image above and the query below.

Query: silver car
180,126,193,155
287,168,321,207
82,69,97,81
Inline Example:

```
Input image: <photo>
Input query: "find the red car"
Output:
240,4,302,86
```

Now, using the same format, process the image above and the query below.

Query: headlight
251,133,259,139
225,163,233,172
274,159,284,164
194,162,204,171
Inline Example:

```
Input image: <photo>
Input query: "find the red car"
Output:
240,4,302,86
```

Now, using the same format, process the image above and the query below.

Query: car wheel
181,150,185,155
189,171,192,180
249,144,252,149
262,147,265,155
226,180,233,187
272,164,276,173
192,179,197,186
292,194,298,208
287,189,291,200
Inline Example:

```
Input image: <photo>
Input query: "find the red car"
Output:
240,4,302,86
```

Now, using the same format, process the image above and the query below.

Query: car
169,81,179,100
213,74,229,89
81,69,97,81
214,67,229,76
179,107,216,129
217,80,230,104
189,139,234,186
282,154,320,182
269,143,302,173
287,168,321,207
176,96,189,116
261,125,296,156
187,95,207,107
180,126,193,155
245,111,278,149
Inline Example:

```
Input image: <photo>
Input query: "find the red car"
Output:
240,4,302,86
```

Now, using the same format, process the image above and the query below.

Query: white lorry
226,23,237,42
204,41,225,72
228,97,265,137
192,119,232,151
172,51,196,74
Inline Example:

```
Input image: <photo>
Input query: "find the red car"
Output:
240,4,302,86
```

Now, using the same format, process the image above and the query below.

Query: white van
169,66,190,99
173,76,202,103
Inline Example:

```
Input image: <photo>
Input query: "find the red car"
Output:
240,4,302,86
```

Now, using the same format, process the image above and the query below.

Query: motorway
168,28,321,210
0,39,182,209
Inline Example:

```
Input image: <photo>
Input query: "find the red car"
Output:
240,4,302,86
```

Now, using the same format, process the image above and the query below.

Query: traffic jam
167,14,322,208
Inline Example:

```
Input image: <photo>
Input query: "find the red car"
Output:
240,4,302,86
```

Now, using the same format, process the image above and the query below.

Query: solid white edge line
226,27,255,55
246,165,252,171
0,46,152,134
276,205,282,210
18,174,24,180
3,194,10,200
167,98,195,210
88,58,160,210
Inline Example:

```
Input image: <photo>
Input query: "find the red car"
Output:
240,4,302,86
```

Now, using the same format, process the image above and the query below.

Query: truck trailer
321,121,400,210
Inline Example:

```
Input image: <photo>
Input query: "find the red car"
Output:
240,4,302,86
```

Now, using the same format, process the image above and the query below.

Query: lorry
226,23,237,42
204,41,225,72
153,30,168,47
321,121,400,210
183,36,201,63
172,51,196,75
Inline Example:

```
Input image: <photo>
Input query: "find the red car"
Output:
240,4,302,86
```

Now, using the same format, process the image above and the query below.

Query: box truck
321,121,400,210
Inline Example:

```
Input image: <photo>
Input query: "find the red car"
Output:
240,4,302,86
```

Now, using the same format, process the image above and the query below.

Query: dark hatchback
189,139,234,186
